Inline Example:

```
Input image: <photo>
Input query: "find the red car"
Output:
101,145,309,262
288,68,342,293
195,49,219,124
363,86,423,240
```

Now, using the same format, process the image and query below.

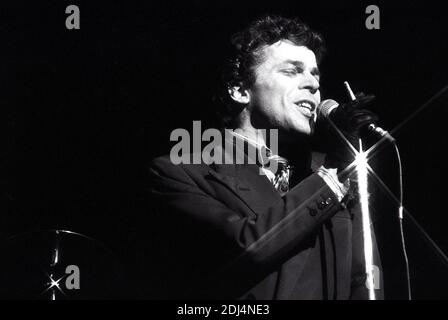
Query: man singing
148,15,383,300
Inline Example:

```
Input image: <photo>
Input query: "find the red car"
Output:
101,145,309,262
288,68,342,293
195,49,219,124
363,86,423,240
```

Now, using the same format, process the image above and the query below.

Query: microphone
318,99,395,143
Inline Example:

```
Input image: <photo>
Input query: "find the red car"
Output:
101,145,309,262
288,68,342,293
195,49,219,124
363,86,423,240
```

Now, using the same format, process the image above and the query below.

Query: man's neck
231,127,268,149
232,126,310,157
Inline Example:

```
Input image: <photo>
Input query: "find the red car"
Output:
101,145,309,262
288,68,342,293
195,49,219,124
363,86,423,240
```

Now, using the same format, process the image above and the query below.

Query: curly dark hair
215,15,326,127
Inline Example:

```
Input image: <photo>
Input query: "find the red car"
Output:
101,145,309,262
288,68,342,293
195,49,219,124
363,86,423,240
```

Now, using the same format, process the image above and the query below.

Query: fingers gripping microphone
318,91,395,143
345,81,395,142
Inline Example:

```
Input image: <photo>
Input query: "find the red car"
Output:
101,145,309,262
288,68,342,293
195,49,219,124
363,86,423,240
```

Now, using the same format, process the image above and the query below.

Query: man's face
247,40,321,137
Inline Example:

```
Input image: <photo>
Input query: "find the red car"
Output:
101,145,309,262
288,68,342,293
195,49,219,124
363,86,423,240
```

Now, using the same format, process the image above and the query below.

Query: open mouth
294,100,316,117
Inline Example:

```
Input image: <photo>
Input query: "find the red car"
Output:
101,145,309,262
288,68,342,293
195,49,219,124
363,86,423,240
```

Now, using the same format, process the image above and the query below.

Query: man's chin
292,121,314,137
278,126,312,144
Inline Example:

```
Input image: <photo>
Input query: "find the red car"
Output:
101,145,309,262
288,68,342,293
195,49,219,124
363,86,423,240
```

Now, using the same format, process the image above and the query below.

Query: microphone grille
318,99,339,118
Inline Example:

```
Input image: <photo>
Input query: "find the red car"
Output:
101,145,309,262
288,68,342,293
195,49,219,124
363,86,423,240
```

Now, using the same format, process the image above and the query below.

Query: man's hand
318,92,379,174
331,92,378,139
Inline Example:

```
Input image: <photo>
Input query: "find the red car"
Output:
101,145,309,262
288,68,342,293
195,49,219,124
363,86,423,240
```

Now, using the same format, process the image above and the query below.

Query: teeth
297,101,312,109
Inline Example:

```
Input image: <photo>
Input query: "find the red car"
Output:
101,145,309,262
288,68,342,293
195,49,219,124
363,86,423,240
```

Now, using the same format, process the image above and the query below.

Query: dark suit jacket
148,147,383,300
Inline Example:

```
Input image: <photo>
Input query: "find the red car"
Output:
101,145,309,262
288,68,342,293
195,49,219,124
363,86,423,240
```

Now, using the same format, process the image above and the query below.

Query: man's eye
282,69,300,75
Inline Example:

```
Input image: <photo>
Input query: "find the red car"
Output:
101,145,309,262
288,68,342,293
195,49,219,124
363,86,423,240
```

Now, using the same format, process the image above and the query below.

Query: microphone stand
356,139,377,299
344,81,377,299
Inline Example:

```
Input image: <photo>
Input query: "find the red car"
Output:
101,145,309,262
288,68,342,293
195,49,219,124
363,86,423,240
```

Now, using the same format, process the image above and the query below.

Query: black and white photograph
1,0,447,304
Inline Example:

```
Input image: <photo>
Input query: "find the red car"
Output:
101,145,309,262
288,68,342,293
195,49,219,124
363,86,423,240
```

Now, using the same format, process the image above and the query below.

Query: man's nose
301,71,320,94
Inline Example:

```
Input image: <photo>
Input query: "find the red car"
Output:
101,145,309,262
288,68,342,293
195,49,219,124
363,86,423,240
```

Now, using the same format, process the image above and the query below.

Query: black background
1,0,447,299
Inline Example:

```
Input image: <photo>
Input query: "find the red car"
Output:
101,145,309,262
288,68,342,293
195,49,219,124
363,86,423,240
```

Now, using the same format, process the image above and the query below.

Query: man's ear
228,85,251,105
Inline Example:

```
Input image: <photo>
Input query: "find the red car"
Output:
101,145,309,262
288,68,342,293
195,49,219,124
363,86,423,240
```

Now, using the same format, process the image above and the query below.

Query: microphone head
318,99,339,119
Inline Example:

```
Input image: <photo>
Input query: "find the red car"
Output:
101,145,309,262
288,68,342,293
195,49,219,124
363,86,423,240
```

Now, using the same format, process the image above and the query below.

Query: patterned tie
264,154,292,196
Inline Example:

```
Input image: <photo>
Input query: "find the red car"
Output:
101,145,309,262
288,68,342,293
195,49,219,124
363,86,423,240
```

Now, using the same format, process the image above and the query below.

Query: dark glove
320,92,379,173
330,92,378,139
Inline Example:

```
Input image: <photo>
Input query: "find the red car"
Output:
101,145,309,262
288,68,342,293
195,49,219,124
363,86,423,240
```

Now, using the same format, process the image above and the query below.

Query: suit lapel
209,163,282,216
